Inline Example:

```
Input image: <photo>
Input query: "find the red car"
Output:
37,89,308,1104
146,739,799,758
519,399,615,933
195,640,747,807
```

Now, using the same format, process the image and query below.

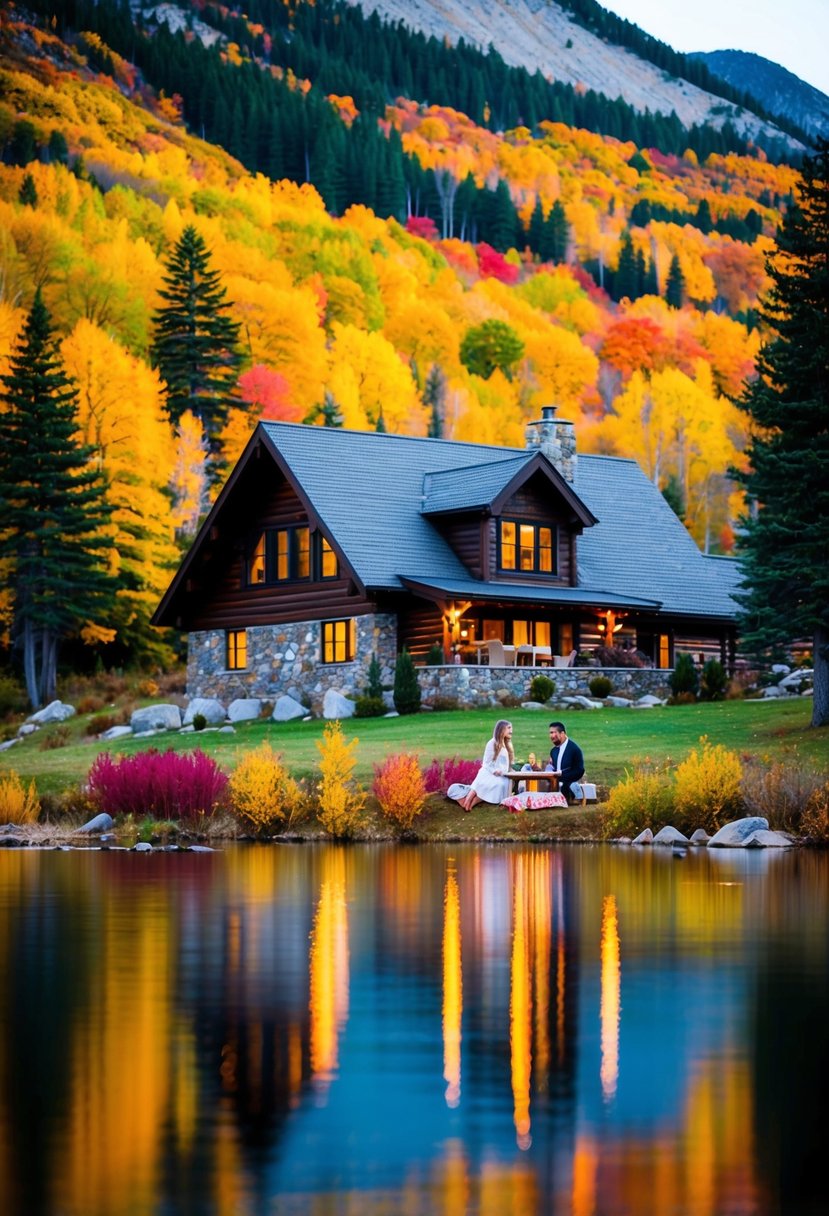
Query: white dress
469,740,511,804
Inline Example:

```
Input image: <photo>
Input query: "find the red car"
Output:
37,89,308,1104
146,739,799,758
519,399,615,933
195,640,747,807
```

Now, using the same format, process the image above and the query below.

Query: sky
598,0,829,96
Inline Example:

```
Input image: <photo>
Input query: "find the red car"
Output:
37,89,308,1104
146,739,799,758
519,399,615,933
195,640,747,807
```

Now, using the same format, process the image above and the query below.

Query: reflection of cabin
152,408,740,706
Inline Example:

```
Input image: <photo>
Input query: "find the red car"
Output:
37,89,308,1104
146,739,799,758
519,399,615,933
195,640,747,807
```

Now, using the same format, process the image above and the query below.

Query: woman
459,719,514,811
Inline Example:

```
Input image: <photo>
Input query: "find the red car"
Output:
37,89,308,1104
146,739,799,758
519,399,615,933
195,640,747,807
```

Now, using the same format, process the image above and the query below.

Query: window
499,520,557,575
322,619,356,664
246,526,336,585
248,533,266,584
321,536,338,579
226,629,247,670
659,634,670,668
559,624,573,655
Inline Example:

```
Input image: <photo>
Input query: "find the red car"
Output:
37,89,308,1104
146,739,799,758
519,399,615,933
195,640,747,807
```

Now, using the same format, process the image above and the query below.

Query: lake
1,844,826,1216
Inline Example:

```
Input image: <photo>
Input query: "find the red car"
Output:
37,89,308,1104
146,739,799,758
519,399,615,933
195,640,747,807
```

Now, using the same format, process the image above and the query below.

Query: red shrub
373,753,426,828
405,215,439,241
422,756,479,793
476,242,519,283
88,749,228,820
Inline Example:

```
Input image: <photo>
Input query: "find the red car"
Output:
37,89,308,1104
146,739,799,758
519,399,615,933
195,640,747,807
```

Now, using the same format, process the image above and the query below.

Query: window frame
226,628,247,670
244,526,338,586
498,518,558,576
321,618,357,665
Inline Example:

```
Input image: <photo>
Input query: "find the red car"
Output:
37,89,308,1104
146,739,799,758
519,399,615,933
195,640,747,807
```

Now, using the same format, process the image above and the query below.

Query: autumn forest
0,0,806,670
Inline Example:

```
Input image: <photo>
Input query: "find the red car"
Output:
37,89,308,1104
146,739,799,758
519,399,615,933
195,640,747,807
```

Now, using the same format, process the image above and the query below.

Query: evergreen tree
614,232,637,301
0,291,115,708
528,197,545,257
393,647,421,715
541,200,569,264
695,197,713,234
150,225,241,455
424,363,446,438
734,144,829,727
366,652,383,699
18,172,37,207
305,391,344,427
665,254,685,308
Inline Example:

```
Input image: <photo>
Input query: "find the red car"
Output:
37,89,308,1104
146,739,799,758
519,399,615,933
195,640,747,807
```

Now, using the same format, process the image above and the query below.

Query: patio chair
480,639,516,666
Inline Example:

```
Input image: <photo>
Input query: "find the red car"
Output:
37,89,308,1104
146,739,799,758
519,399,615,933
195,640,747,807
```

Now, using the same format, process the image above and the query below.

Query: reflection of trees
309,847,350,1093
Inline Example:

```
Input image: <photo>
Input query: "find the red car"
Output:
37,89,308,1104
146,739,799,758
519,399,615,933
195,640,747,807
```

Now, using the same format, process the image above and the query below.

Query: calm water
1,844,828,1216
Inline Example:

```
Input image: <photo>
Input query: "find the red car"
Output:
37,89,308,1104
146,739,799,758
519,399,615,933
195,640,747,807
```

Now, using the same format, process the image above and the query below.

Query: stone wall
418,663,673,709
186,614,398,715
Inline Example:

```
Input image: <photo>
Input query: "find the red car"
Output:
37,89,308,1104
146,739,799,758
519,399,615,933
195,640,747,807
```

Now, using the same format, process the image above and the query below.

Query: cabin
152,408,740,711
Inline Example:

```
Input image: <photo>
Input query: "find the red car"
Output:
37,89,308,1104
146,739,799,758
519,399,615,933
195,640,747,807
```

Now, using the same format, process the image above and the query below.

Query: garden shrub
588,675,613,699
422,757,480,792
700,659,728,701
77,694,106,715
84,711,126,736
742,758,828,834
430,695,460,711
354,695,386,718
192,712,207,732
672,737,743,833
425,642,445,666
668,652,699,699
799,779,829,842
365,653,384,699
594,645,649,668
137,678,160,698
602,760,674,838
39,724,71,749
87,748,228,820
0,769,40,825
393,648,421,715
228,742,306,833
315,720,366,838
373,753,427,830
529,674,555,703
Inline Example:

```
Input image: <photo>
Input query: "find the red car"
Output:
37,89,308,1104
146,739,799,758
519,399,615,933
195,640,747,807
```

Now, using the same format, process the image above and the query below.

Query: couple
459,718,584,811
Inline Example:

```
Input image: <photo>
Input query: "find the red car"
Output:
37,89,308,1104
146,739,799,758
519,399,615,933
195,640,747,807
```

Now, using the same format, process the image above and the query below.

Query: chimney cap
540,404,557,422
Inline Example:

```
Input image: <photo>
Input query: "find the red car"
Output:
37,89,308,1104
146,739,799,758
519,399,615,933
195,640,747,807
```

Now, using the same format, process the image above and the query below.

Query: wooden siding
396,602,444,660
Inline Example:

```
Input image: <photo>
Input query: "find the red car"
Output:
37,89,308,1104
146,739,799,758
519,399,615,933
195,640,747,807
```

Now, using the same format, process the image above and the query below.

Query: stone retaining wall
187,616,673,714
418,664,672,709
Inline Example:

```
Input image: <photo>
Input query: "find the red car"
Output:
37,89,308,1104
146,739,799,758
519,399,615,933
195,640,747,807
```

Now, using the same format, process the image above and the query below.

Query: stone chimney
525,404,577,483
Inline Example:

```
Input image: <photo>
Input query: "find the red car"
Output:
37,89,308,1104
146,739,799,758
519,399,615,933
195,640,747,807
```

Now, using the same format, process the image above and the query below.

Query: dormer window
499,520,556,575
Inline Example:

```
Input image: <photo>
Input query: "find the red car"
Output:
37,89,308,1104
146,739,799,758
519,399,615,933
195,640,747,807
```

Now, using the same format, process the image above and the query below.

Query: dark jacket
550,738,585,800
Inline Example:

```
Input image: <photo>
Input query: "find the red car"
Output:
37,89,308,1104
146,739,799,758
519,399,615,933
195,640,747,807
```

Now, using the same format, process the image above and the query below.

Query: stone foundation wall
187,616,672,715
418,664,673,709
186,614,398,716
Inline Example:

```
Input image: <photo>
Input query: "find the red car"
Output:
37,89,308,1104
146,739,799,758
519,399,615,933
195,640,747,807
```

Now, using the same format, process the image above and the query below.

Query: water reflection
0,845,827,1214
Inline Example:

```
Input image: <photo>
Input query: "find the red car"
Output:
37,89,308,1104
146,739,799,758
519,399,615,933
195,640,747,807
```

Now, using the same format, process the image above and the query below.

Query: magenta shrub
88,749,229,820
422,756,479,793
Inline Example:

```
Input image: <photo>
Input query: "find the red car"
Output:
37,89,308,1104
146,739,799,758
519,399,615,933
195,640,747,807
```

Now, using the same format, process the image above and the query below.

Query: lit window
248,533,266,585
226,629,247,670
321,536,338,578
276,530,289,581
499,519,557,575
322,619,356,664
500,521,516,569
659,634,670,668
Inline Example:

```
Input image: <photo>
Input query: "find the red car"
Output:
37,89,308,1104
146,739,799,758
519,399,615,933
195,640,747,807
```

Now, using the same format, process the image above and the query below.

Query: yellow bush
228,743,306,834
0,770,40,825
373,753,426,830
315,721,366,838
602,760,674,838
799,780,829,842
673,736,743,833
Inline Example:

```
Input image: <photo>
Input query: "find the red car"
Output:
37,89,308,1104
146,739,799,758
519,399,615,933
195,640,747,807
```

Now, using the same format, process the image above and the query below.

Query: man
548,721,585,805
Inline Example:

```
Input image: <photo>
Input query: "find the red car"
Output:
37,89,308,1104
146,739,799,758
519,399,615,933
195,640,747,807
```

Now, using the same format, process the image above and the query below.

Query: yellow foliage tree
326,323,424,434
316,721,366,838
169,411,208,539
229,743,307,833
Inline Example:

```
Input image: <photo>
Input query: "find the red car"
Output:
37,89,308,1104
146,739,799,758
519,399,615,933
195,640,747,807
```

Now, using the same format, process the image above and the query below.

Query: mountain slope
691,50,829,144
349,0,800,149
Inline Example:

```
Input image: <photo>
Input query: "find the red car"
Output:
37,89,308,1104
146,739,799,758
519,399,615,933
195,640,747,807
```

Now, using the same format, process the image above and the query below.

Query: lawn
4,696,827,800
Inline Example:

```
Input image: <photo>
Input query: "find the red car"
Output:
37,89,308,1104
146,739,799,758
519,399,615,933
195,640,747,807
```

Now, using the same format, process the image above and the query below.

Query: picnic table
504,770,559,795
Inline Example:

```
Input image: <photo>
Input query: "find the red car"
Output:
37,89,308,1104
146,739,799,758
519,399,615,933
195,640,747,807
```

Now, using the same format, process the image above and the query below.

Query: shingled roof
256,422,738,621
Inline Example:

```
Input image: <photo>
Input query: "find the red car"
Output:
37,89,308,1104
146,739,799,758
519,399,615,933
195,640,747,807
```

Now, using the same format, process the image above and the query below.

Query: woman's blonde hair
493,719,515,765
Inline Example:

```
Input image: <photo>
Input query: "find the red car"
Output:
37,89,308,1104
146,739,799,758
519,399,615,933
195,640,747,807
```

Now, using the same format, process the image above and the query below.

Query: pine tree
614,232,637,301
393,647,421,715
424,364,446,438
151,225,241,456
0,291,115,707
541,200,568,263
734,144,829,727
665,254,685,308
18,172,38,207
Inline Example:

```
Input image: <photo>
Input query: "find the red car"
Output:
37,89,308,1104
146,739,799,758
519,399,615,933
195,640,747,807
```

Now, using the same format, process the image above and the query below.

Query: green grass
3,697,827,800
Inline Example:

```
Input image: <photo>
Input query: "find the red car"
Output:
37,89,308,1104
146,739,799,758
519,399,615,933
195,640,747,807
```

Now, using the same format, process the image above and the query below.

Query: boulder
708,816,770,847
762,685,785,698
520,701,548,710
0,739,20,753
130,703,182,733
636,694,664,707
76,812,114,834
17,723,38,736
323,689,356,719
99,725,132,740
606,696,634,707
632,827,654,845
184,697,226,726
133,842,153,852
272,695,307,722
689,828,711,844
227,697,261,723
28,700,75,724
744,829,794,848
652,826,690,845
